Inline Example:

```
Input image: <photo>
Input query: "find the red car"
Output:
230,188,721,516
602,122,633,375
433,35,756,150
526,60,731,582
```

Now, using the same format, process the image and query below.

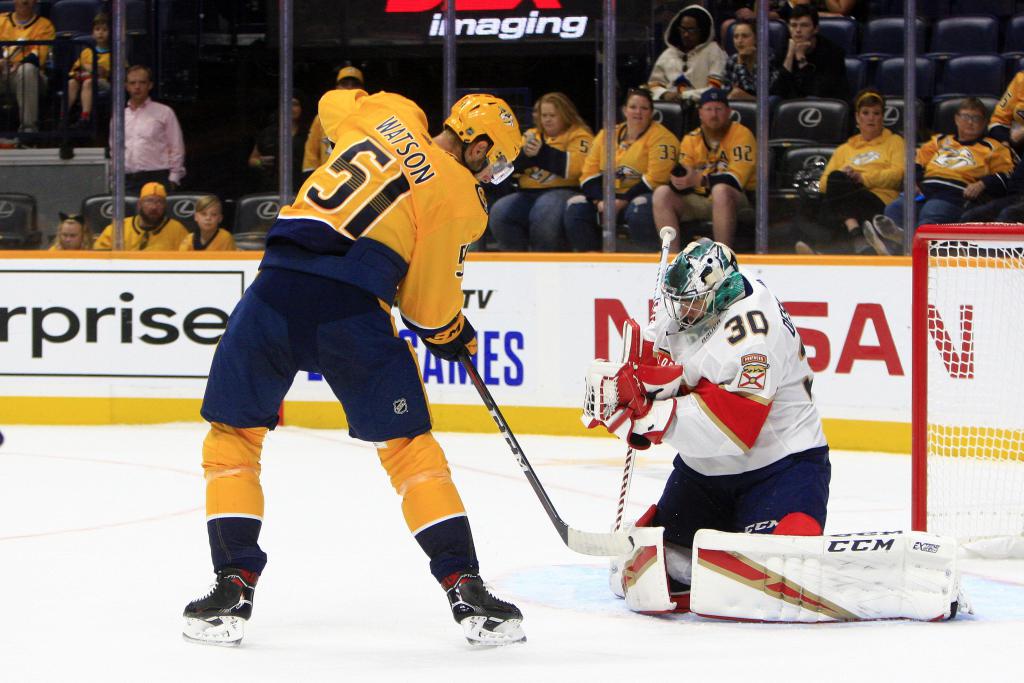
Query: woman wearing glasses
647,5,727,105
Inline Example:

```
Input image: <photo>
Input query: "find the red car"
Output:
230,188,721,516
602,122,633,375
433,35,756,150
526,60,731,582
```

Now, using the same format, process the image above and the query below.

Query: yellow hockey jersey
0,11,55,67
579,122,678,200
93,217,191,251
819,128,905,205
179,228,237,251
990,71,1024,141
917,133,1013,199
69,45,110,77
263,89,488,336
678,121,757,194
516,124,591,190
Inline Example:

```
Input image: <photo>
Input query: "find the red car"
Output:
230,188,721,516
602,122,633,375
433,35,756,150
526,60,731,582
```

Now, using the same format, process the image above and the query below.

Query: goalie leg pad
621,526,676,614
691,529,964,622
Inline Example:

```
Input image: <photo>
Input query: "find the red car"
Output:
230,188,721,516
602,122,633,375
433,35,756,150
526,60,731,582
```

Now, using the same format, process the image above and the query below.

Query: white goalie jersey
647,276,827,476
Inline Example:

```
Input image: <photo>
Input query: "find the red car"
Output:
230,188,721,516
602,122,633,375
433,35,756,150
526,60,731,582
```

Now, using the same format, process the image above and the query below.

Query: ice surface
1,424,1021,682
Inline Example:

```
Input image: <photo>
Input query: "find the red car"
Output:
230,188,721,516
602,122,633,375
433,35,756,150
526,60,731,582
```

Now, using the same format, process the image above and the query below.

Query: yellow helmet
444,93,521,184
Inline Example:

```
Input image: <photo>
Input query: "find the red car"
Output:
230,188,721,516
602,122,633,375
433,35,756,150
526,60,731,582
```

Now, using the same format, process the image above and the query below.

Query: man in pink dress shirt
117,64,186,193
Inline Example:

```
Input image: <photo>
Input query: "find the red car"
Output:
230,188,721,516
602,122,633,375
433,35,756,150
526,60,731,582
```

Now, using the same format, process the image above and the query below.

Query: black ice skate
444,573,526,646
182,567,258,647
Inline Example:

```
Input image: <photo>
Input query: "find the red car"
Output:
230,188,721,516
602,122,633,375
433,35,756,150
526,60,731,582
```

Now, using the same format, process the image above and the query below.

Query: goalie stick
458,350,634,557
612,225,677,532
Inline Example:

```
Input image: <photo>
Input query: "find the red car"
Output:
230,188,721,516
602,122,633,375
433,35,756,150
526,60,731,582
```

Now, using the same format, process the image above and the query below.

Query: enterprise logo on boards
385,0,588,41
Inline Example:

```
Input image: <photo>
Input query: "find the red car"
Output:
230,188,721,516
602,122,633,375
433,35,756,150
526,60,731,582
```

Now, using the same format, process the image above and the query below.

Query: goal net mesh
923,236,1024,557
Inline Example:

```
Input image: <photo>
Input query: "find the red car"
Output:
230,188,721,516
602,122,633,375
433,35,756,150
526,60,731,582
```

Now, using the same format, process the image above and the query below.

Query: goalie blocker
613,527,968,622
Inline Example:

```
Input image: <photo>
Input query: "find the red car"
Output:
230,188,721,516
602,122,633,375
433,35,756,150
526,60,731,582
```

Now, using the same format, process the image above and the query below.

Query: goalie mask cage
912,223,1024,558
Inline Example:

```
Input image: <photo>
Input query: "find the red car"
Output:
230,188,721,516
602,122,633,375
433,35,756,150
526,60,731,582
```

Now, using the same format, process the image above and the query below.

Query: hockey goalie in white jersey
584,239,967,623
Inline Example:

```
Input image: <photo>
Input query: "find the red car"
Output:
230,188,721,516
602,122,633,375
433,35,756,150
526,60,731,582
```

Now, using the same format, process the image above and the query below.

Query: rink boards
0,251,916,452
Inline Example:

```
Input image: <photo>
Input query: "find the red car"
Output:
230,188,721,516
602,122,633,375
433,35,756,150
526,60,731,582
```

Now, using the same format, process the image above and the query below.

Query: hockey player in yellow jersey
564,88,677,251
652,88,755,249
183,91,526,647
881,97,1013,235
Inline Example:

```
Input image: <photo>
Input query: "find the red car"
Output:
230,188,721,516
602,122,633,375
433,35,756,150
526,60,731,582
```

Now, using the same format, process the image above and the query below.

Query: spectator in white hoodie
647,5,728,105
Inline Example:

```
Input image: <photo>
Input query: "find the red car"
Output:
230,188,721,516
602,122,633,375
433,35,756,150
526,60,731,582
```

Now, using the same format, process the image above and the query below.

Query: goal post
912,223,1024,558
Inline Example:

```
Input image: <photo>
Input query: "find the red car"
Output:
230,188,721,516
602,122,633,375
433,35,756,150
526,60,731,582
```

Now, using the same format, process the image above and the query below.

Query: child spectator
180,195,236,251
66,12,111,128
489,92,592,251
48,213,92,251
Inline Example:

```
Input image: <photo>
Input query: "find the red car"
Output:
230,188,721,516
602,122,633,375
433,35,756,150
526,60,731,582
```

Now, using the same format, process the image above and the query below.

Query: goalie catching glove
409,312,477,362
582,358,683,450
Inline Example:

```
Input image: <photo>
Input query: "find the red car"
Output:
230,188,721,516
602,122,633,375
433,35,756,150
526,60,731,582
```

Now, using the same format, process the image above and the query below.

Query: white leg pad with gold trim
691,529,967,622
616,526,675,613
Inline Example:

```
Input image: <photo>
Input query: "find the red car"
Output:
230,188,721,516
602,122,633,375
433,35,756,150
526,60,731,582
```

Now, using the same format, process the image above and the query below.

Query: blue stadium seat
931,96,999,135
51,0,101,38
728,99,775,133
819,18,857,56
875,57,935,98
952,0,1014,17
770,99,850,146
1004,15,1024,57
860,18,927,61
936,55,1007,99
869,0,950,18
846,58,867,100
928,17,999,59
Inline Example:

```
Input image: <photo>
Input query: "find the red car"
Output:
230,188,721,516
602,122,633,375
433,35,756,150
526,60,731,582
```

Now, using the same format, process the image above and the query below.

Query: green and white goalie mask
661,239,745,330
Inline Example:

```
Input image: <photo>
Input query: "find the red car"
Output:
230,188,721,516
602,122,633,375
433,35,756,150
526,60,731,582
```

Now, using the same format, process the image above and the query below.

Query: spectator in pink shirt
116,64,186,193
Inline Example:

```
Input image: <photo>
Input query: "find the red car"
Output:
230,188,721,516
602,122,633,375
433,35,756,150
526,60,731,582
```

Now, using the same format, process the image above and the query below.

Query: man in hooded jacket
647,5,728,105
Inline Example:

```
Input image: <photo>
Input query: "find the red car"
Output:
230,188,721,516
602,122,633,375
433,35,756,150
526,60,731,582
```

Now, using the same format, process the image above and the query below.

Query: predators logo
933,145,977,170
851,150,881,166
614,165,642,182
737,353,769,390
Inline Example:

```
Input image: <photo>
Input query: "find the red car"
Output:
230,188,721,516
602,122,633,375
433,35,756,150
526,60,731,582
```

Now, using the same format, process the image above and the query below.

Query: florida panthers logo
737,353,769,390
933,146,976,170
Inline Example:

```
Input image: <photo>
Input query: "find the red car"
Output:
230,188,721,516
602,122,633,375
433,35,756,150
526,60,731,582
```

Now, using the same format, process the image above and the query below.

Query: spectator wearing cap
646,5,727,105
93,182,190,250
650,87,756,249
119,64,186,193
48,212,92,251
302,65,365,177
0,0,55,138
179,195,236,251
776,4,848,101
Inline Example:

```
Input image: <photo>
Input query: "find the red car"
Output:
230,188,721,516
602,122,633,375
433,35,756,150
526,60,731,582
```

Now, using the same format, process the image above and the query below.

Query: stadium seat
952,0,1014,17
772,146,836,193
768,146,836,246
1004,15,1024,57
652,101,685,138
80,194,138,236
0,193,41,249
931,96,999,135
126,0,147,35
233,232,268,251
729,100,758,133
860,18,927,60
875,57,935,98
881,97,926,141
845,58,867,101
928,17,999,59
819,18,857,56
51,0,101,38
935,55,1007,99
165,193,211,234
770,99,850,147
234,193,281,234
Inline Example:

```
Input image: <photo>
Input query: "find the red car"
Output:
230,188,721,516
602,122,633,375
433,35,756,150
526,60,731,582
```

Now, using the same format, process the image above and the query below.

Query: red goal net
912,223,1024,558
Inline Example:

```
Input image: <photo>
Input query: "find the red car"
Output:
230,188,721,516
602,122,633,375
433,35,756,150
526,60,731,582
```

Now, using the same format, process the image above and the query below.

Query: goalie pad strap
691,529,961,622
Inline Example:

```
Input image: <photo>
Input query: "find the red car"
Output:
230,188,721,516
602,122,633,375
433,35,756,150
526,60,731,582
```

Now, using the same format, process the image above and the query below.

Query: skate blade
182,616,245,647
461,616,526,647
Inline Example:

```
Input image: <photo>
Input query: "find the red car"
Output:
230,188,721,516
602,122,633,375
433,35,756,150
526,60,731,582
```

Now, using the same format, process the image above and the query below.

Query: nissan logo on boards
798,107,823,127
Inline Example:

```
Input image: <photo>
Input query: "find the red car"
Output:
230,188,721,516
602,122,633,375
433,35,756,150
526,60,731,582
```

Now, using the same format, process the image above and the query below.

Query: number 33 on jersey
271,88,489,334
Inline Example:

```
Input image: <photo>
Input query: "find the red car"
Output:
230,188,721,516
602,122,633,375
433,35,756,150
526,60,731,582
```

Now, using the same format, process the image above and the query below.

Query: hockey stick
611,225,677,532
458,350,634,557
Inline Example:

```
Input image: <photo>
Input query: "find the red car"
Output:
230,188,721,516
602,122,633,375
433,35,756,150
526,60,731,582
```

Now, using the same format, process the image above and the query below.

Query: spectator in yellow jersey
564,88,677,251
801,90,905,255
988,70,1024,152
48,213,92,251
179,195,236,251
651,88,756,249
302,65,364,179
880,97,1013,244
0,0,55,137
182,91,527,647
489,92,592,251
66,13,110,129
93,182,191,250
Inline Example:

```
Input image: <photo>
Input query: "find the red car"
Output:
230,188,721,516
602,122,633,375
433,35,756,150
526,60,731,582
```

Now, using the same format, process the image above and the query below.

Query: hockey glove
420,312,478,362
582,360,680,450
